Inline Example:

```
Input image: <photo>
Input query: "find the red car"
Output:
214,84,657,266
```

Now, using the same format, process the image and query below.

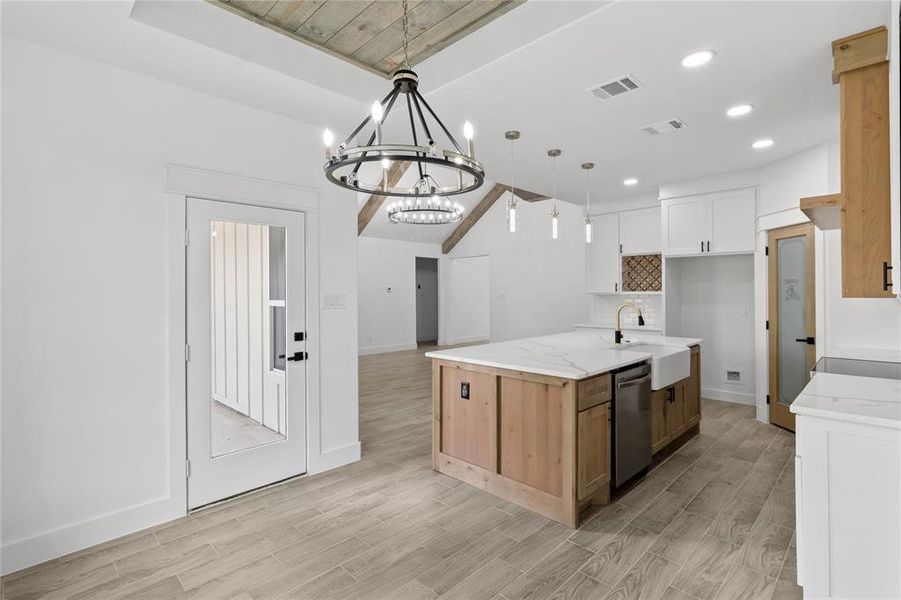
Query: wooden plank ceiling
208,0,524,77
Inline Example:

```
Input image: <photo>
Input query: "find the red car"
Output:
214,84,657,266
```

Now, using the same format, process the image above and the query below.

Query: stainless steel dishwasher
612,362,652,488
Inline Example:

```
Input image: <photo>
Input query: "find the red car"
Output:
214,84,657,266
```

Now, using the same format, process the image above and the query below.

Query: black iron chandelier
321,0,484,224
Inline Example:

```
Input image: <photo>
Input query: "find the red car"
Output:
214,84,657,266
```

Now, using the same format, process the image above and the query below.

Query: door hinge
185,460,191,478
619,243,622,254
185,344,190,362
765,246,769,256
184,229,190,247
766,394,770,405
765,320,769,330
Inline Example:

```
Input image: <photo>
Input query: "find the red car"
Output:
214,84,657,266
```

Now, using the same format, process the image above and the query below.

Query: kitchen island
426,329,701,527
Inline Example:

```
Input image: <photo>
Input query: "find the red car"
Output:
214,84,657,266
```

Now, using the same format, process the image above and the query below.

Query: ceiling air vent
588,74,643,100
640,118,687,135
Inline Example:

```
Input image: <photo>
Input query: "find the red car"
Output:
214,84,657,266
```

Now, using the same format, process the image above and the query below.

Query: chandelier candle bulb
463,121,475,157
508,206,517,233
585,220,592,243
552,214,559,240
322,128,334,159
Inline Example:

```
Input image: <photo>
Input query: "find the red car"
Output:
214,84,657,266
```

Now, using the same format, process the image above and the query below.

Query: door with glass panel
767,223,815,432
186,197,306,509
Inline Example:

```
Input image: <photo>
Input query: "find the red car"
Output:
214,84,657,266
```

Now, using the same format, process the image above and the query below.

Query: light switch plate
321,293,347,309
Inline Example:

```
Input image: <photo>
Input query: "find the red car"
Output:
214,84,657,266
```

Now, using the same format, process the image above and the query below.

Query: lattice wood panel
622,253,662,292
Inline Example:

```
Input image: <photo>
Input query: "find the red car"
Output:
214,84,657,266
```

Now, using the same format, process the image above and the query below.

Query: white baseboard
1,495,183,576
307,441,361,474
2,440,363,576
703,386,756,406
358,343,417,356
439,335,489,346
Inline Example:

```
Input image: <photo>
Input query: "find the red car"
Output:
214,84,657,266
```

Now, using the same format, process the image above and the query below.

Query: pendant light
582,162,594,244
321,0,484,224
547,149,562,239
505,130,520,233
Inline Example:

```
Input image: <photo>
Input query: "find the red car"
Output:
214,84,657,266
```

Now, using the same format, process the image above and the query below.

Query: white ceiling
3,0,891,244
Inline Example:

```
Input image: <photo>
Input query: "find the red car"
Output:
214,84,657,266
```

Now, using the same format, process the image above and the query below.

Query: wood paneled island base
430,345,701,528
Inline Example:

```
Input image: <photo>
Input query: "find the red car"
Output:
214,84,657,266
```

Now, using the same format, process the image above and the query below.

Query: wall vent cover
641,118,687,135
588,74,643,100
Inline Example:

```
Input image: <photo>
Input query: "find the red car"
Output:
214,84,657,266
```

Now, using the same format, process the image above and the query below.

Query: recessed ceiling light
727,104,754,117
623,178,639,186
752,138,774,149
681,50,714,68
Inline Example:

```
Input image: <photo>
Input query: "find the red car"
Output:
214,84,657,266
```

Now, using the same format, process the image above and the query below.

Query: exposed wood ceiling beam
442,183,507,255
496,184,549,203
357,160,411,235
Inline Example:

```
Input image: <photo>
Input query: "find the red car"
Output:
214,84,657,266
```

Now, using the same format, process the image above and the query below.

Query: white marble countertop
791,372,901,430
574,322,664,333
425,329,702,380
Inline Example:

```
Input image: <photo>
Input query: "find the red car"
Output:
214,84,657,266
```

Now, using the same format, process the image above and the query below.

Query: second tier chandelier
321,0,484,225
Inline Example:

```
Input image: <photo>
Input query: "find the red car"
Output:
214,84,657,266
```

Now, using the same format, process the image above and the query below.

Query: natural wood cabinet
651,344,702,454
801,27,893,297
577,402,610,502
684,346,701,425
432,347,701,525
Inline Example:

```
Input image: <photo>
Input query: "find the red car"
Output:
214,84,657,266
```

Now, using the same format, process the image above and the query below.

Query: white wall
666,255,757,404
357,236,440,354
443,195,590,343
661,140,901,421
415,258,439,342
444,255,490,345
1,36,360,573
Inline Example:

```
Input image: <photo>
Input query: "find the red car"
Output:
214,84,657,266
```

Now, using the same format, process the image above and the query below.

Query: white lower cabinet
795,415,900,598
661,188,755,256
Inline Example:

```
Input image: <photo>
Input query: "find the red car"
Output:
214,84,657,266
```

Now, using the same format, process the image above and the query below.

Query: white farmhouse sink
621,343,690,390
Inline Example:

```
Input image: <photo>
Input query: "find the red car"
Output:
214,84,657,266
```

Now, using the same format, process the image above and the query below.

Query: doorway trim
166,164,323,513
767,222,816,431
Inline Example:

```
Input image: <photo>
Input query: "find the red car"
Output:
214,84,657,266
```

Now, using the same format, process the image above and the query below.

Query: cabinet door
577,402,610,501
707,188,756,254
661,196,707,256
651,388,669,453
619,207,661,255
666,383,686,439
839,62,893,297
587,213,620,292
684,347,701,425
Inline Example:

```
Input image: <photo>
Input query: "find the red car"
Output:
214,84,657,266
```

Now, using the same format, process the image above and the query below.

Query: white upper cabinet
619,207,661,255
587,213,620,292
661,188,756,256
661,196,708,256
707,188,756,253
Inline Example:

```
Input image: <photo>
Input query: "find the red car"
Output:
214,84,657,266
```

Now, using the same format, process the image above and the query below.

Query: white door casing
186,197,307,508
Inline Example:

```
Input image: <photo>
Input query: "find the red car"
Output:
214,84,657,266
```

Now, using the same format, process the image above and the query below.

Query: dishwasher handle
616,374,652,389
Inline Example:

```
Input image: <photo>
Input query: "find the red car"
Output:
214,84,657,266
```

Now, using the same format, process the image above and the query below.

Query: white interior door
187,197,306,509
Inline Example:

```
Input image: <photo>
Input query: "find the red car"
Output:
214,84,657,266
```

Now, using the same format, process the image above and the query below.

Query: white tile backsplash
590,294,663,329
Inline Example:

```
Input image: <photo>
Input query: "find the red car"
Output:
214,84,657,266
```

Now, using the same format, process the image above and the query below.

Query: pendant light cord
402,0,410,69
586,168,590,215
552,154,558,213
510,138,515,204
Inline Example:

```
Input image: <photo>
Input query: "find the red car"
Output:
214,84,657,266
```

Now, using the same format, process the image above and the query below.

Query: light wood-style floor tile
603,551,681,600
500,542,592,600
3,345,792,600
547,572,610,600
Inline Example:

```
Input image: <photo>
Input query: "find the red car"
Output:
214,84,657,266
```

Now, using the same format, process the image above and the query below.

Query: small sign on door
460,382,470,400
